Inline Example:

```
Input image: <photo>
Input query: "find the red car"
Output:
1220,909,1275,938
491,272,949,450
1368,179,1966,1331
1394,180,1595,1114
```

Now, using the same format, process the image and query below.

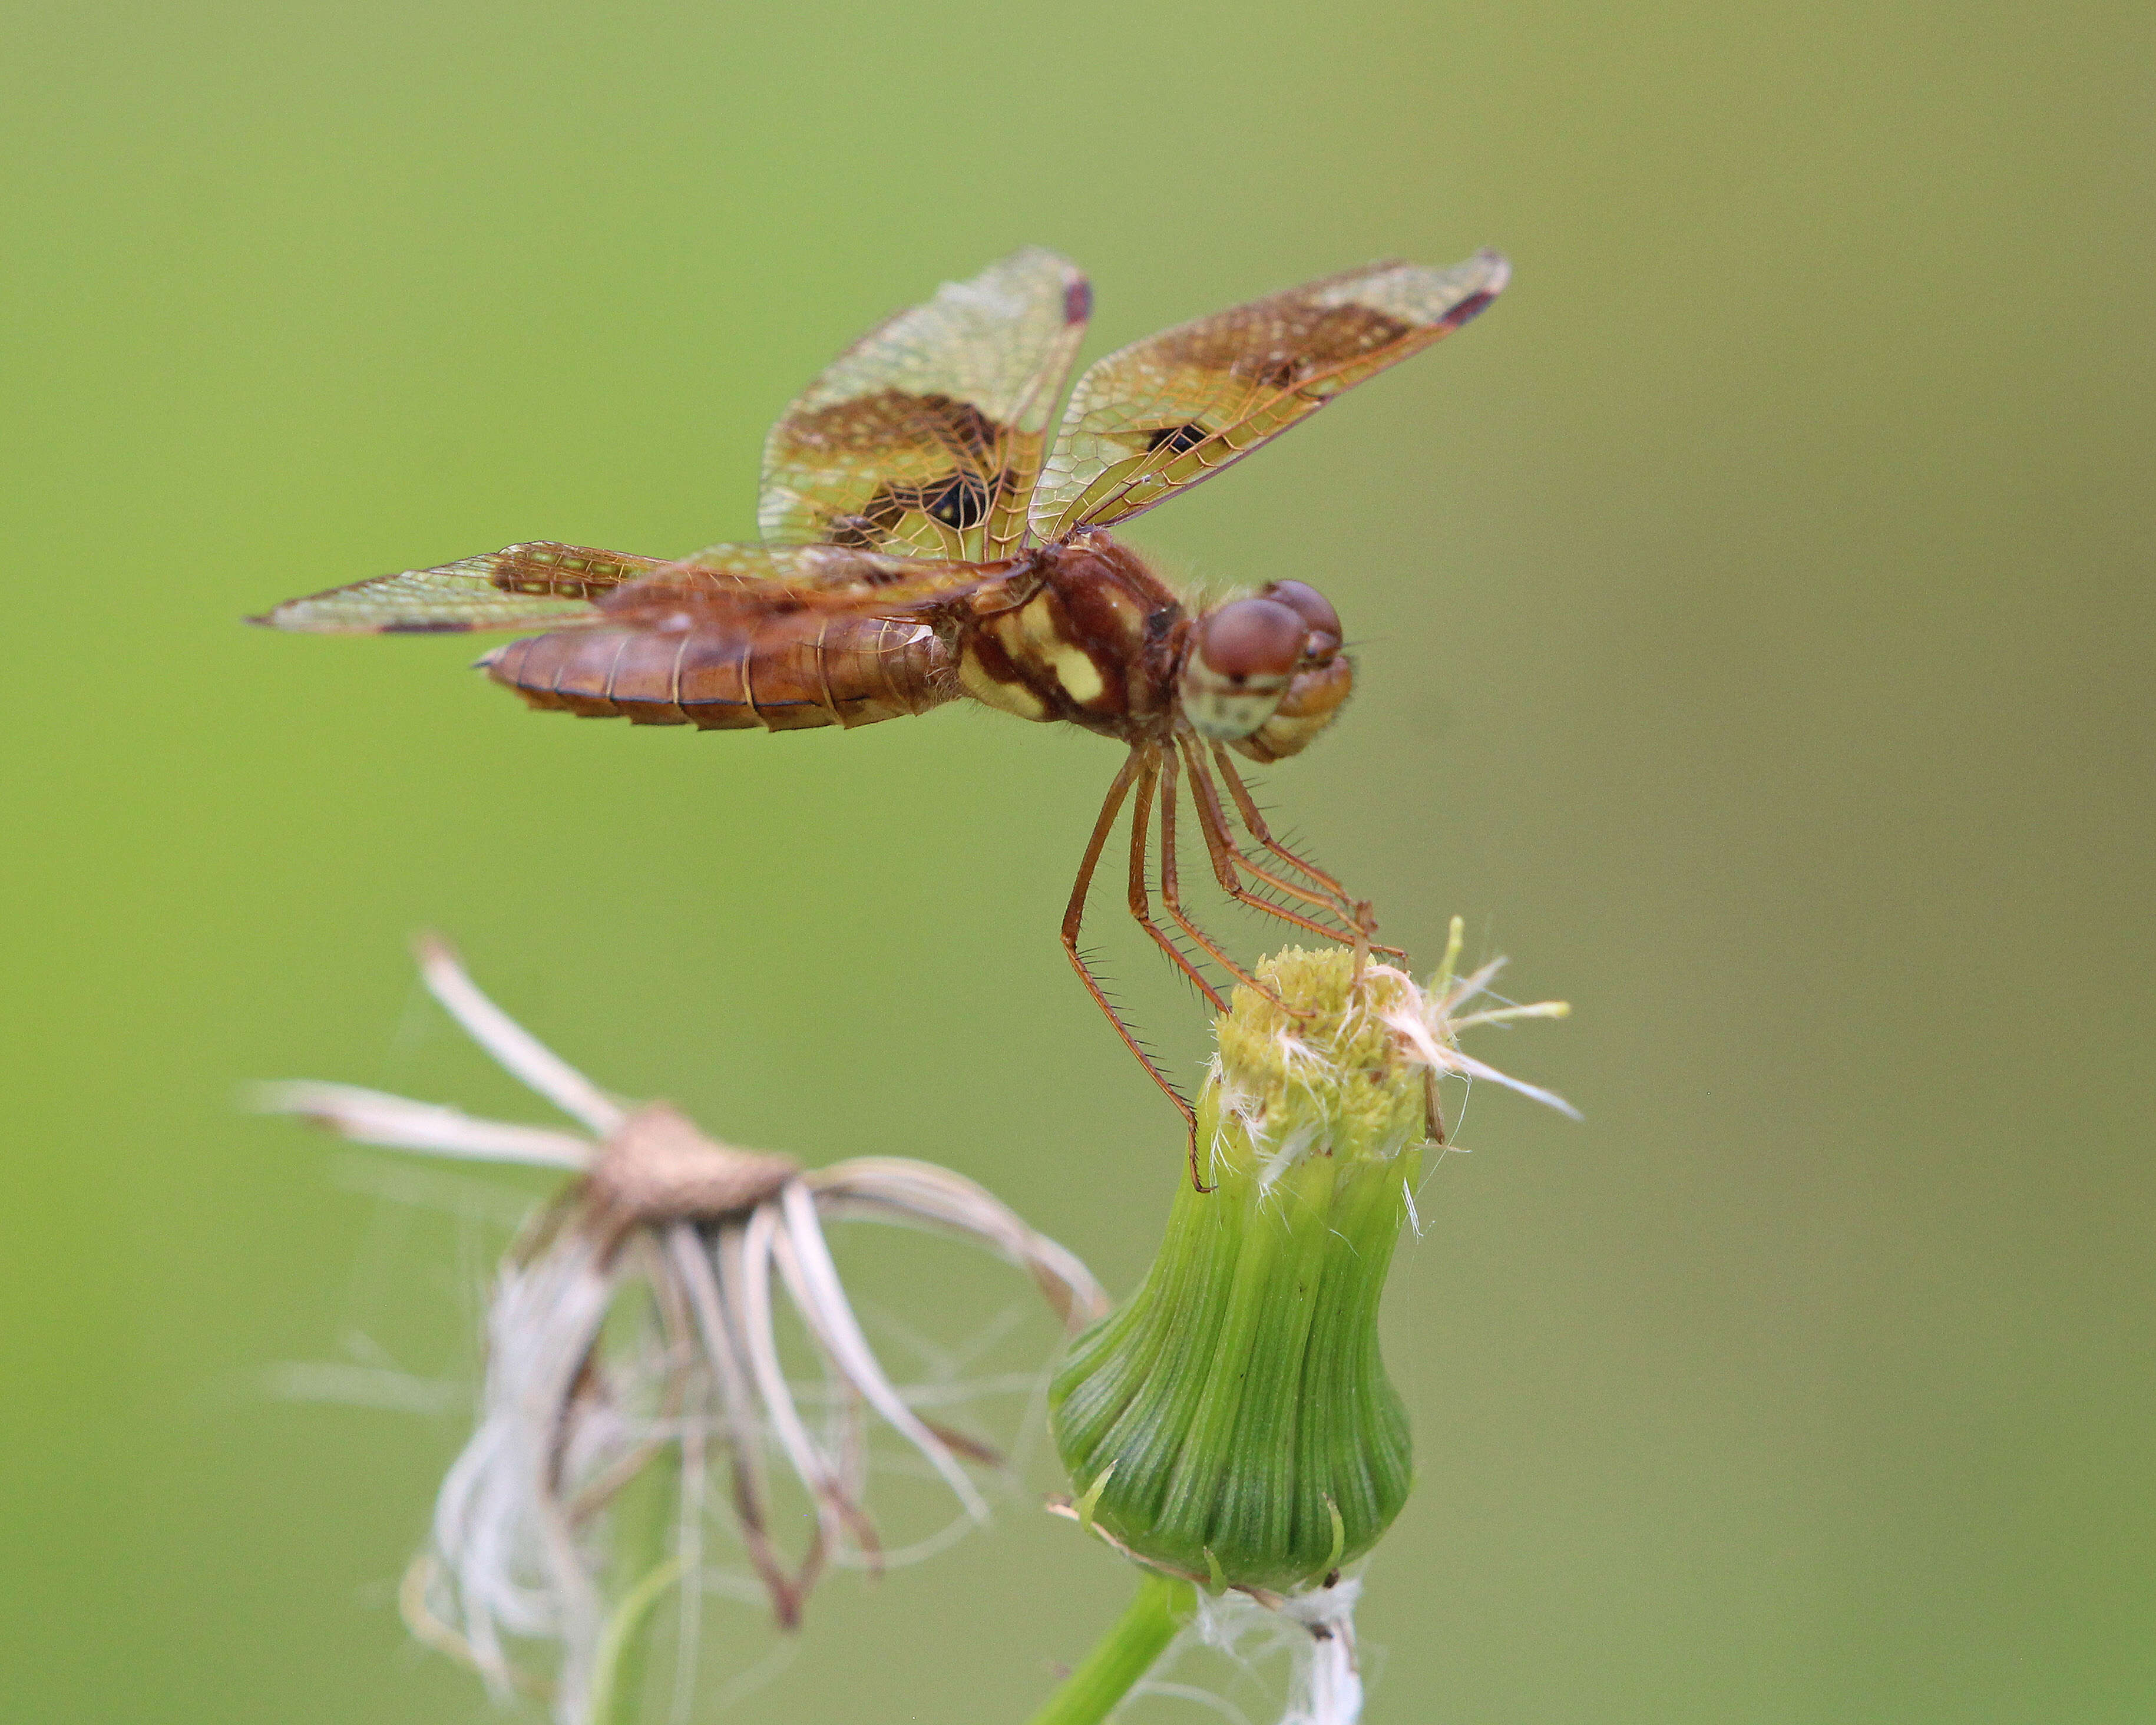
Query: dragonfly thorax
952,533,1185,737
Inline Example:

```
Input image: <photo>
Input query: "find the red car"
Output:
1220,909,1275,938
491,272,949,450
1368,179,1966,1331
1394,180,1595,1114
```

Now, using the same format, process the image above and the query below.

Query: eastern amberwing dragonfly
256,247,1508,1169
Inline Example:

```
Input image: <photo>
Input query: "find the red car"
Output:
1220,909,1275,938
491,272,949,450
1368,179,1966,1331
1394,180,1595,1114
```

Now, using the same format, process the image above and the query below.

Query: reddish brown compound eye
1196,598,1307,684
1258,580,1342,660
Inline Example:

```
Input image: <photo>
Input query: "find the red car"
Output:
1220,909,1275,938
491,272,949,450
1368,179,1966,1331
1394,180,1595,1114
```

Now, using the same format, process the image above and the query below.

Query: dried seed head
582,1102,797,1235
256,940,1103,1722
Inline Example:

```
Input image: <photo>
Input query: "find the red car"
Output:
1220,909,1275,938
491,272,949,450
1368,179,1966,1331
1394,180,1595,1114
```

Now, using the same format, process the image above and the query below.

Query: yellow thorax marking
1052,645,1106,705
958,646,1048,720
1016,594,1061,650
1002,593,1109,707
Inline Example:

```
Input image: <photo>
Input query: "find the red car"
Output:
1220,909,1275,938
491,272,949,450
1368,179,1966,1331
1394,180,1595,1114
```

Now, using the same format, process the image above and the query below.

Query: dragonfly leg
1122,749,1230,1014
1176,736,1389,950
1209,742,1347,896
1155,748,1308,1017
1063,750,1202,1165
1197,739,1408,961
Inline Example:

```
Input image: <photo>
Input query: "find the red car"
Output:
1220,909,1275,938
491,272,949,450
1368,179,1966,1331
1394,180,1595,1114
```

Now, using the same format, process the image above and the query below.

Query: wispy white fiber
256,938,1106,1722
1378,918,1578,1123
1140,1576,1368,1725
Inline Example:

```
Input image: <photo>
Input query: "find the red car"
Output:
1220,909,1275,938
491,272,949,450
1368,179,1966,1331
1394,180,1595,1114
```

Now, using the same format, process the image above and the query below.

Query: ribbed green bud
1050,949,1428,1592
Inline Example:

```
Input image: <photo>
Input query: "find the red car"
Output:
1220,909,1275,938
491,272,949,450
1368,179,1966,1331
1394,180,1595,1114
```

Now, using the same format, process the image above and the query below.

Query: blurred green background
3,0,2149,1719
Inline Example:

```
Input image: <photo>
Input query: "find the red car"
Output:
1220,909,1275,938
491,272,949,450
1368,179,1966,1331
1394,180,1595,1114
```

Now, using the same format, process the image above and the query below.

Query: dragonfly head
1181,581,1353,762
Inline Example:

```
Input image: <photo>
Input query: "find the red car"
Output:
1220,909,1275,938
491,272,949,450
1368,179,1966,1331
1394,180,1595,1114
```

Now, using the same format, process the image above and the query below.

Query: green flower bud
1050,948,1431,1593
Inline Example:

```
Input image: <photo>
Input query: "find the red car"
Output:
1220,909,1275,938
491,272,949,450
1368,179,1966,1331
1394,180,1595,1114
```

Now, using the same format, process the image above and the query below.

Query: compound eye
1258,580,1342,659
1196,598,1305,684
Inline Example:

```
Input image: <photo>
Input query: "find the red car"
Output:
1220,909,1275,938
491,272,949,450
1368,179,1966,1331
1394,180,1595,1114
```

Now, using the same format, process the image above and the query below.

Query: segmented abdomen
482,612,953,731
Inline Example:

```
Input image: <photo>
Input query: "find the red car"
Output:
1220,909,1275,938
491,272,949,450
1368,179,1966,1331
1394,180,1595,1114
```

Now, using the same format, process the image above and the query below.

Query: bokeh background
4,1,2150,1719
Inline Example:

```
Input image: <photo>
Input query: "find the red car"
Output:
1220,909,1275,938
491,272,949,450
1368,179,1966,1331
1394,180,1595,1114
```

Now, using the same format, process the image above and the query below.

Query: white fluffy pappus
254,937,1105,1724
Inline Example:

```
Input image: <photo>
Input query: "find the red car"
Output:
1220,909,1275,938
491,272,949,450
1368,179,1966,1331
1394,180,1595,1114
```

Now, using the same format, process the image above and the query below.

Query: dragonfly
254,246,1509,1175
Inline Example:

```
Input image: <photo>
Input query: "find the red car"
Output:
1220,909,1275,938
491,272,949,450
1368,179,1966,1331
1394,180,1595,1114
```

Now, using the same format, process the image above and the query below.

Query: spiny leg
1177,735,1386,948
1115,749,1235,1189
1195,746,1361,926
1178,736,1361,930
1154,746,1308,1017
1123,748,1231,1014
1210,740,1348,898
1208,739,1401,953
1199,738,1408,961
1063,750,1199,1141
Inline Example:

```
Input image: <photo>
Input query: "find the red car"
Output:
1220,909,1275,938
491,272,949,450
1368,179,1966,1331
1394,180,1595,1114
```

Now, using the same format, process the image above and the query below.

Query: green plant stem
591,1436,681,1725
1024,1572,1195,1725
591,1549,682,1725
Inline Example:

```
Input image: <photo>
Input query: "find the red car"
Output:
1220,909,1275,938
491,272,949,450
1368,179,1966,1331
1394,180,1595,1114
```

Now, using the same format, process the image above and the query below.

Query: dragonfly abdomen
481,612,953,732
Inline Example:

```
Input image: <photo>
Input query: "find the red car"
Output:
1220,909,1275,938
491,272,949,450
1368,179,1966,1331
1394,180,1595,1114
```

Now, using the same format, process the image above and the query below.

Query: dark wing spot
1145,422,1211,455
1064,277,1093,324
830,468,1005,545
381,619,474,634
922,471,991,529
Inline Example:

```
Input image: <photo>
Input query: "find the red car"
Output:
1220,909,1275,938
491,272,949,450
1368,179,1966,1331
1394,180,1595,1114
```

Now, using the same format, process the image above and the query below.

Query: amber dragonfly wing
252,538,1024,637
759,247,1090,564
249,543,667,635
1027,250,1509,543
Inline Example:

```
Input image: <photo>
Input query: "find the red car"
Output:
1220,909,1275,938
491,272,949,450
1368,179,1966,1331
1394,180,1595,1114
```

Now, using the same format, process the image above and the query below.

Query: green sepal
1050,950,1426,1592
